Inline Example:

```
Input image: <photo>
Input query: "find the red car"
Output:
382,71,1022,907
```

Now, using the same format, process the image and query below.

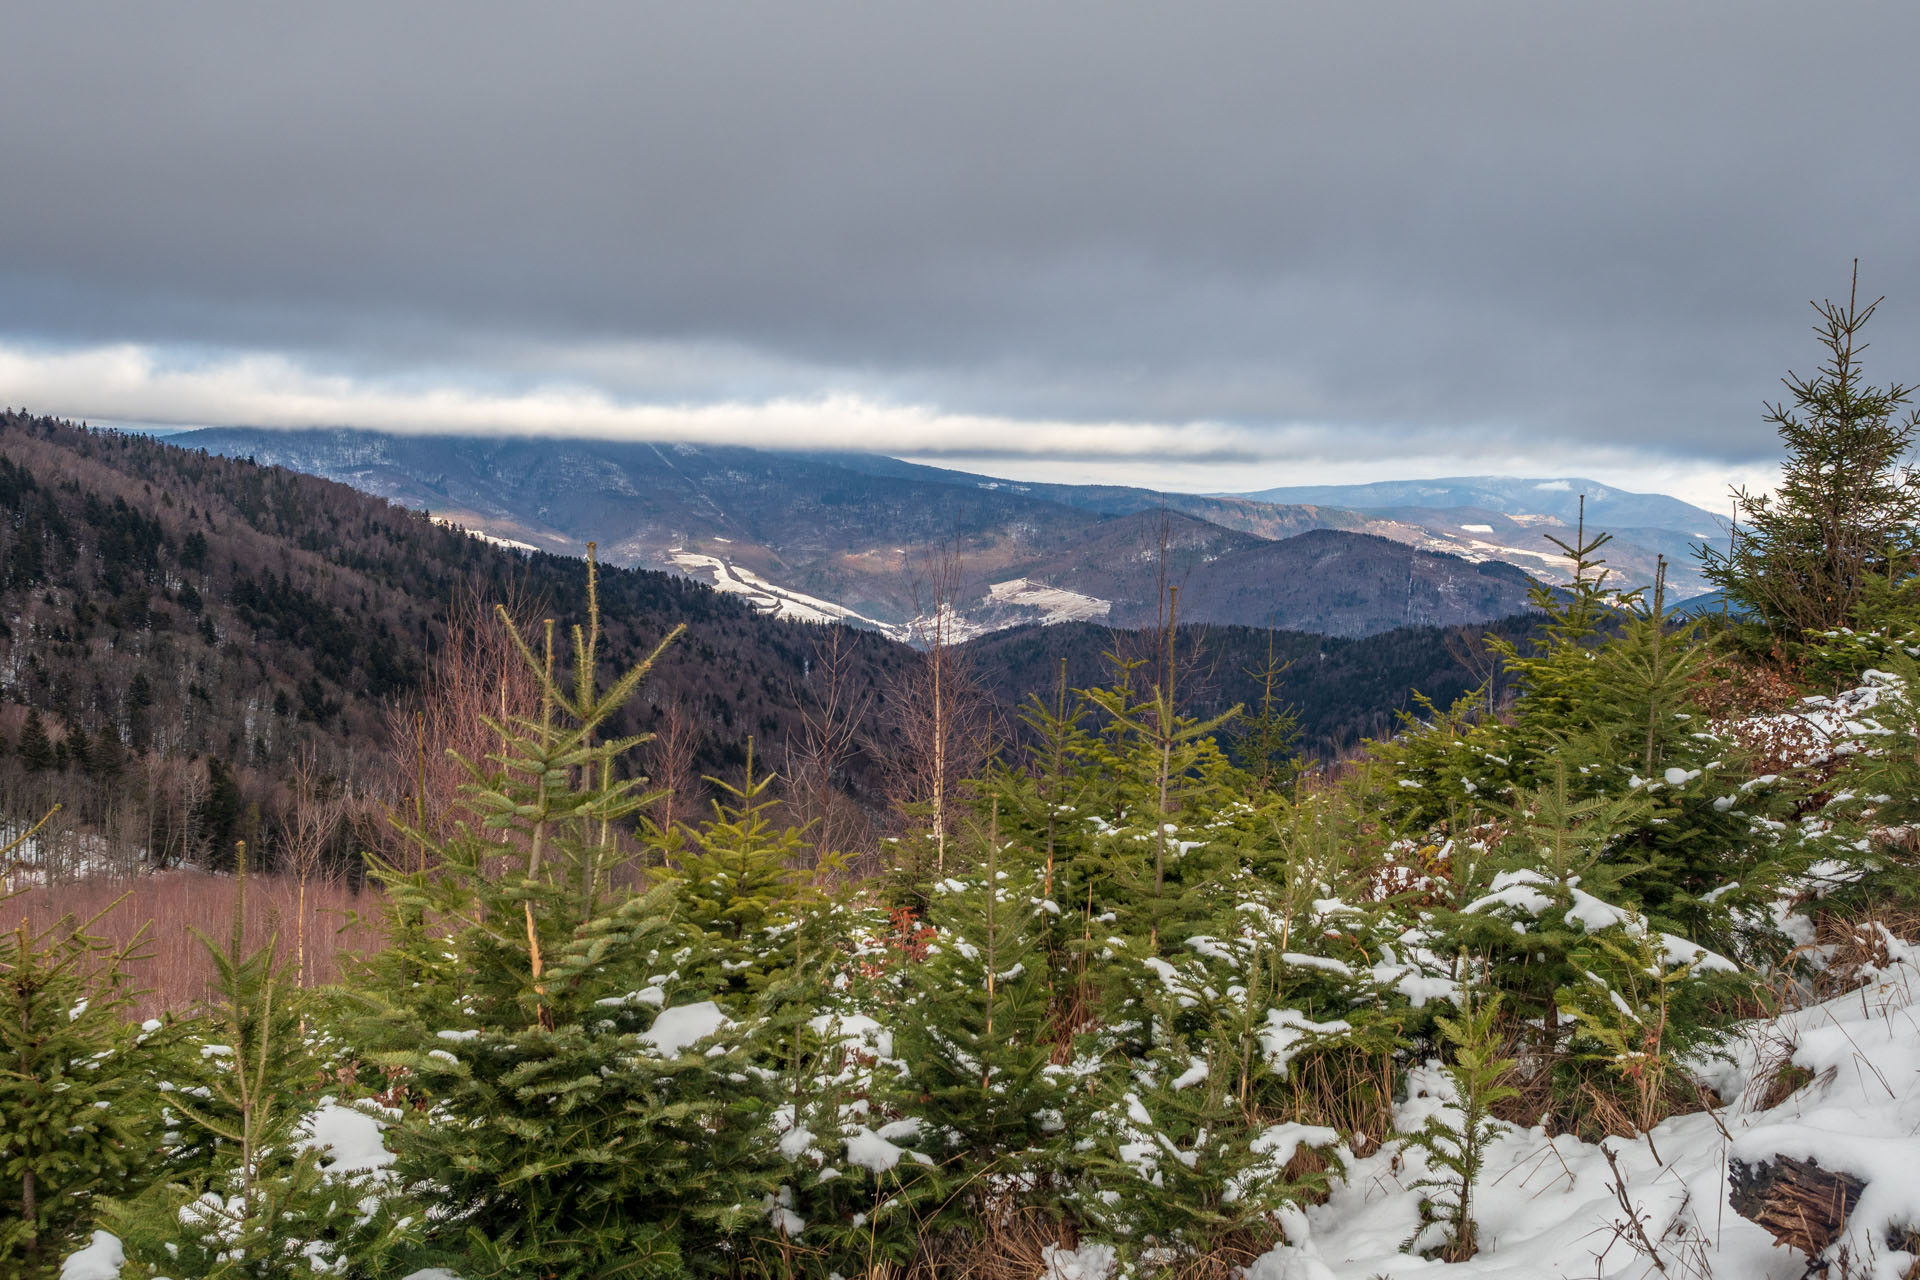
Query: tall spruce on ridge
1702,263,1920,637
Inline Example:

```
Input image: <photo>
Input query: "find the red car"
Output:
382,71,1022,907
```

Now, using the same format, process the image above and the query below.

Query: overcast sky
3,2,1917,509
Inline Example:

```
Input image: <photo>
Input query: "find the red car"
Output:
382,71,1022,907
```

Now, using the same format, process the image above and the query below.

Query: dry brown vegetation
0,870,383,1018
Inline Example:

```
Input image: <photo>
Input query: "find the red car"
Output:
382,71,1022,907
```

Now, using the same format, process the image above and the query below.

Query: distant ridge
1223,475,1728,537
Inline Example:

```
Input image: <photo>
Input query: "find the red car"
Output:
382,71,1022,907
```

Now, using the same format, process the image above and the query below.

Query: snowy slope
1245,937,1920,1279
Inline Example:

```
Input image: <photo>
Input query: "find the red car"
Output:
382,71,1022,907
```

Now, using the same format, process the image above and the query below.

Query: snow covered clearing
1248,937,1920,1280
987,577,1113,625
665,549,906,636
427,514,540,553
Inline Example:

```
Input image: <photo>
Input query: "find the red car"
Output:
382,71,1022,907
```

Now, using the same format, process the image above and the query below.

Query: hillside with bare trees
0,411,911,879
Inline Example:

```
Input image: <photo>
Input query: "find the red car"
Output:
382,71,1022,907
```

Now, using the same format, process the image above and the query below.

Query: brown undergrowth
0,870,384,1018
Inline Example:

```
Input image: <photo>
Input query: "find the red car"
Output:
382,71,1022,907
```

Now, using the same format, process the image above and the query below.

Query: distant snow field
663,551,1112,643
665,549,906,636
427,515,540,553
987,577,1112,624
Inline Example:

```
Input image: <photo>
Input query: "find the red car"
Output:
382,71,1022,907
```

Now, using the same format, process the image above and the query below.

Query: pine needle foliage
1559,932,1731,1163
896,808,1066,1206
1701,264,1920,639
1404,992,1518,1262
360,548,777,1279
1079,651,1241,954
672,739,812,996
0,885,165,1278
1233,634,1303,793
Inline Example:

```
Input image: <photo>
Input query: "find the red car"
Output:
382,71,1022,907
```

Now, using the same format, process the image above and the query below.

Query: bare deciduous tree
786,626,873,864
643,697,702,867
384,582,543,869
887,545,993,879
284,747,348,987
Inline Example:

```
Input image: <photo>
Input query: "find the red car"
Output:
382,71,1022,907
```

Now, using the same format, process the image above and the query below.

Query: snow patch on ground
59,1232,122,1280
1043,1241,1118,1280
428,514,540,553
1248,941,1920,1279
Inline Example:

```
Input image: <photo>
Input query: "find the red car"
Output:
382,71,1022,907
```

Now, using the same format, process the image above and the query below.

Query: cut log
1729,1154,1865,1257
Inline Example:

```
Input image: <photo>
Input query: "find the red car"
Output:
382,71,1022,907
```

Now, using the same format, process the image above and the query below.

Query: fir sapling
108,847,402,1278
1403,991,1519,1262
355,549,781,1278
1561,931,1738,1164
895,803,1067,1217
672,738,812,997
0,890,170,1279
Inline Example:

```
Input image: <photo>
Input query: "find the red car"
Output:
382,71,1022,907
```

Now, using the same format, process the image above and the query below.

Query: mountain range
174,428,1724,636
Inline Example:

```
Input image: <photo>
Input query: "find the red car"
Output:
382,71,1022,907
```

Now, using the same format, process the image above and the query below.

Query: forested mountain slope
0,412,910,865
963,612,1537,760
0,411,1543,870
1007,522,1538,635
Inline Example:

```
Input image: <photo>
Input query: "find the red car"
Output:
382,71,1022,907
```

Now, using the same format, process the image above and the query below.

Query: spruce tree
108,849,396,1277
1233,633,1302,793
1422,759,1650,1069
894,807,1067,1216
0,902,167,1278
1701,264,1920,638
16,711,52,773
360,549,776,1278
1402,993,1518,1261
672,740,810,997
979,662,1101,1033
1078,876,1372,1261
1079,651,1239,955
1559,932,1736,1163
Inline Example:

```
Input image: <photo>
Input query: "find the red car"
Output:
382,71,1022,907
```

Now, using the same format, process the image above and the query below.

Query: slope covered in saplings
21,542,1920,1280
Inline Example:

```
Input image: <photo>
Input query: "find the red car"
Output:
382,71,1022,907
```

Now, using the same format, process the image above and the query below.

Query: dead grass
1691,651,1804,722
1280,1049,1399,1161
904,1206,1073,1280
0,870,385,1018
1807,904,1920,1002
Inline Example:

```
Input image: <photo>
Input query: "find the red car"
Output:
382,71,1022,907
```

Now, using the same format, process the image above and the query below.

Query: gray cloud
2,1,1917,475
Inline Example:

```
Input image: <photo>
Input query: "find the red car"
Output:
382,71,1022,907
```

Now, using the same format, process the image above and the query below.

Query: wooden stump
1729,1154,1865,1258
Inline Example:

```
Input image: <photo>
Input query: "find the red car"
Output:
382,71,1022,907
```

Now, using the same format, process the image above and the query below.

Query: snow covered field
665,551,1113,641
666,549,907,636
1246,936,1920,1278
988,577,1114,625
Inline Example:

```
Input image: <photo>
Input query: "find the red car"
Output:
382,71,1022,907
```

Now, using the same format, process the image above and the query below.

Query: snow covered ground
427,515,541,553
1245,936,1920,1280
